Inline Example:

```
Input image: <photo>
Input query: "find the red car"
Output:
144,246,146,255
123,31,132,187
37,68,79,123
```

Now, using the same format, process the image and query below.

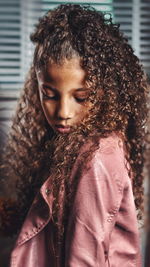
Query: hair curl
0,4,149,243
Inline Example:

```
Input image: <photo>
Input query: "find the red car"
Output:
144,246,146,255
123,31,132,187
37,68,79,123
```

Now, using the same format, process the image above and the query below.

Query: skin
36,57,91,133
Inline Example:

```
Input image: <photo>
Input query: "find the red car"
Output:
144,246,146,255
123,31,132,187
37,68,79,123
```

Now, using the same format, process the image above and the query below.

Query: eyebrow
41,84,88,92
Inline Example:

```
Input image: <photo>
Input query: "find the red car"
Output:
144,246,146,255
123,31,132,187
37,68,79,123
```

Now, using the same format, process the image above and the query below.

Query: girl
0,4,148,267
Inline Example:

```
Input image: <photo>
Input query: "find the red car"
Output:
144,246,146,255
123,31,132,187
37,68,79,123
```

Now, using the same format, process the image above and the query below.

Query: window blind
139,0,150,76
113,0,150,76
0,0,21,123
0,0,21,92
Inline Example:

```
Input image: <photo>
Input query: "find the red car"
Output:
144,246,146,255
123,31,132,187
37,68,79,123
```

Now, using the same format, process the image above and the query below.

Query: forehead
36,58,87,84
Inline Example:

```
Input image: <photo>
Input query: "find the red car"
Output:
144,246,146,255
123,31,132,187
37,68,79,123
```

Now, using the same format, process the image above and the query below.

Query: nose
56,98,72,121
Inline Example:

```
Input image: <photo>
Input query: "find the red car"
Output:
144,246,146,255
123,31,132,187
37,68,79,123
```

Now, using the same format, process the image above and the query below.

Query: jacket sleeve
65,136,141,267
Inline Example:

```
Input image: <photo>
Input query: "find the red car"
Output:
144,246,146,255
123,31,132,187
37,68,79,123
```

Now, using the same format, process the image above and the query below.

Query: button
32,227,38,233
104,251,108,259
24,231,29,236
45,188,51,195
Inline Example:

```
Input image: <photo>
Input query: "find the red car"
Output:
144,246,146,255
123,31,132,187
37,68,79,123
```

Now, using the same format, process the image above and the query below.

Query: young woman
0,4,148,266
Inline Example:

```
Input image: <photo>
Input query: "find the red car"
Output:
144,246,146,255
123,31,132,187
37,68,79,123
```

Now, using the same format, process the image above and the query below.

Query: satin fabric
10,134,141,266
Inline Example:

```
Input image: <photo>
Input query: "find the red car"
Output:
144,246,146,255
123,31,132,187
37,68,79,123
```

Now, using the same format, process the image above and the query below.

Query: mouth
54,124,71,134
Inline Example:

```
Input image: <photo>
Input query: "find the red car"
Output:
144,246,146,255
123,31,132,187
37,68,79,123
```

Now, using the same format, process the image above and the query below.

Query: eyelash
42,91,57,100
41,90,87,103
75,97,87,103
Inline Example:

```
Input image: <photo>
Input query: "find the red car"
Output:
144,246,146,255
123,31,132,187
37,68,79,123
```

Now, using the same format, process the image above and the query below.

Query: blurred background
0,0,150,266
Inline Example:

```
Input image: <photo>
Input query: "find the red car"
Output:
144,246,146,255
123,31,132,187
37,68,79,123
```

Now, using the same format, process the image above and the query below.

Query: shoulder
73,132,130,188
79,132,125,159
94,132,128,175
83,132,127,172
69,133,130,224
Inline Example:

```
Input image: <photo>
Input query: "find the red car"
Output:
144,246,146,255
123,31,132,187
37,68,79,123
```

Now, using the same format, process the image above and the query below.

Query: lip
54,124,71,133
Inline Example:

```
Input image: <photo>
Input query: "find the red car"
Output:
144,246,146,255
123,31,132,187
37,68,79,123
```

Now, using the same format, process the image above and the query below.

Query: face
36,58,91,134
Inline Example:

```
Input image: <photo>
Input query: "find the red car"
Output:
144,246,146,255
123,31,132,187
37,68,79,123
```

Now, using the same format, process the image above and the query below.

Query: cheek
41,100,55,121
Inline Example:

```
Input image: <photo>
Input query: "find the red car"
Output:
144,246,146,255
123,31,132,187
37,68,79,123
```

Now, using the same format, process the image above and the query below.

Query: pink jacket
10,134,141,267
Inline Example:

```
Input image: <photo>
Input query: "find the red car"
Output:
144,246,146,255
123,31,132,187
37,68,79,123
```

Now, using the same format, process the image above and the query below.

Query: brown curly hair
0,4,149,238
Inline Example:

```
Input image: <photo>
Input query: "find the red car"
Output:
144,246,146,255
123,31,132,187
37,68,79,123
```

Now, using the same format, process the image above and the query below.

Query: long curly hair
0,4,148,241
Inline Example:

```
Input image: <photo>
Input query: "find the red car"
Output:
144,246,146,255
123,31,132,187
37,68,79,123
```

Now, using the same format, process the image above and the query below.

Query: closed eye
41,89,59,100
75,97,87,103
74,92,89,103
